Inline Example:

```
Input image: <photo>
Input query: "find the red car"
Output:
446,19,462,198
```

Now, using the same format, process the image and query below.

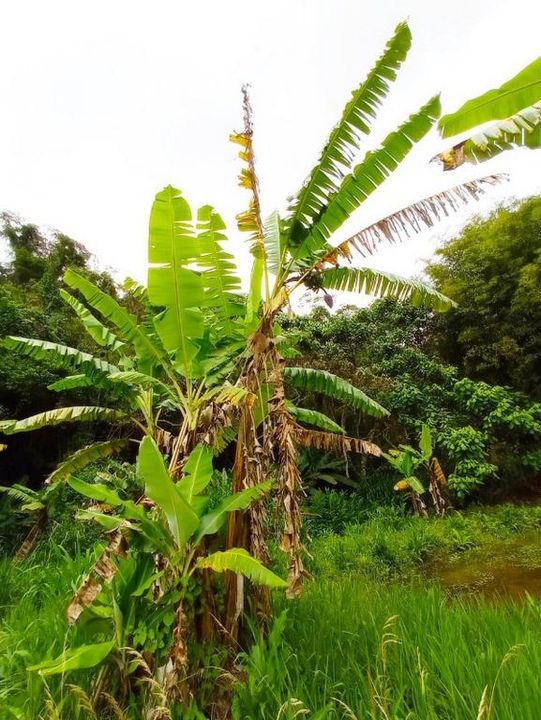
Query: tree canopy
426,197,541,399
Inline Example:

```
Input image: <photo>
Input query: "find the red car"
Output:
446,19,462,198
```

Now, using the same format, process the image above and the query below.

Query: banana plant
29,437,285,712
0,257,249,554
383,425,448,517
4,16,539,656
218,22,541,629
0,244,248,476
135,30,541,643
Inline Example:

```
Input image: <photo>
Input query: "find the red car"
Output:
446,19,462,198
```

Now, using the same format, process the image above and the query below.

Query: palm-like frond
294,95,441,262
45,439,127,485
439,56,541,138
287,21,412,237
435,103,541,170
0,406,123,435
0,484,44,511
60,290,125,351
2,336,118,375
64,269,165,374
317,267,455,312
284,367,389,417
123,276,148,302
319,175,505,260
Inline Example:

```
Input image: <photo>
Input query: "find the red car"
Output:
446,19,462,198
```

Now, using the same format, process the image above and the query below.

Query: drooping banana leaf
2,336,118,375
60,289,125,351
436,102,541,170
0,407,124,435
286,404,345,434
315,175,504,259
46,439,127,485
68,475,124,506
284,367,388,417
439,56,541,138
317,266,455,312
196,548,287,588
48,374,95,392
28,641,115,677
64,269,165,374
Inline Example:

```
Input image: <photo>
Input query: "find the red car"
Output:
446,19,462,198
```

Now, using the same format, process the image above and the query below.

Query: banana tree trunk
429,457,449,516
411,491,428,518
224,317,307,643
223,373,270,647
163,598,191,707
266,351,306,599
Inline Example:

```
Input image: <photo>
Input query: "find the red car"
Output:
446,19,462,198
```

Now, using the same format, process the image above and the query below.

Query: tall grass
0,541,96,719
234,503,541,719
2,503,541,718
234,580,541,719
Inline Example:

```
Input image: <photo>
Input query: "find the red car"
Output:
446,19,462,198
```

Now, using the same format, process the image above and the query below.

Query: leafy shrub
303,478,400,537
304,489,374,537
439,425,496,498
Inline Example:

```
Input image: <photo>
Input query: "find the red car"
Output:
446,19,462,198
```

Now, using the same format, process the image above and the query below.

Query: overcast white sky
1,0,540,292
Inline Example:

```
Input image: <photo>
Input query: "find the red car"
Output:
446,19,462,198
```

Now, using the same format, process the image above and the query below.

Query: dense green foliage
306,501,541,578
1,198,540,716
0,215,122,486
286,292,541,500
426,197,541,398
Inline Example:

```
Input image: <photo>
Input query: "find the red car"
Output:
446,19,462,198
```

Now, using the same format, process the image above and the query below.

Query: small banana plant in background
383,425,448,517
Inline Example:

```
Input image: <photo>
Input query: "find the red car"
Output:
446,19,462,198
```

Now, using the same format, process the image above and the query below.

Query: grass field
2,504,541,719
234,580,541,719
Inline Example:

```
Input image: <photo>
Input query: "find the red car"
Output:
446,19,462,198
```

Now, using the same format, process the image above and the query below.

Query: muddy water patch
428,532,541,601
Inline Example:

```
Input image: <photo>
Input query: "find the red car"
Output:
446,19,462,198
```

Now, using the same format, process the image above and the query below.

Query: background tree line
284,196,541,502
0,214,123,486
